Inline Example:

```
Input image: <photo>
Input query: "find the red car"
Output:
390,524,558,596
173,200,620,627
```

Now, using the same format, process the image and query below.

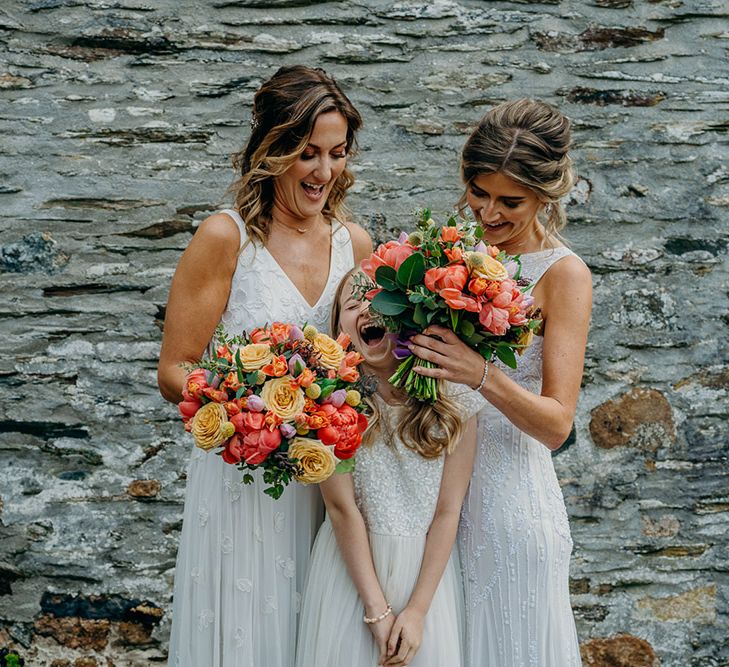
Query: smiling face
466,171,545,253
337,276,396,373
272,111,349,224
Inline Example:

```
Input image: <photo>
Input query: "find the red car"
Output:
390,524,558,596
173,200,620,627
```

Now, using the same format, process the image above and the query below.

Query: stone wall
1,0,727,665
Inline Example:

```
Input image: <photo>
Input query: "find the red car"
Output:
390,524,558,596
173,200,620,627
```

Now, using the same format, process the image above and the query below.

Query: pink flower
222,434,245,465
178,397,201,422
360,240,415,281
280,423,297,439
439,288,481,312
424,265,469,293
479,303,511,335
243,428,282,465
246,395,265,412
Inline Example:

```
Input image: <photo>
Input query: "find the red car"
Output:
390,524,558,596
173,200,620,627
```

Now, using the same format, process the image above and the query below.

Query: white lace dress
167,209,355,667
459,248,583,667
296,387,484,667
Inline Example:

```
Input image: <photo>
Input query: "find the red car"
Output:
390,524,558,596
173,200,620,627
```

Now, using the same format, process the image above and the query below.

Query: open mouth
359,323,385,347
483,221,509,230
302,181,326,200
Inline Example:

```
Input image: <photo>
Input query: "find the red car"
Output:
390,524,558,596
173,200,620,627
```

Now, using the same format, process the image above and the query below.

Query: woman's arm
157,213,240,403
385,416,478,666
319,473,395,665
409,256,592,450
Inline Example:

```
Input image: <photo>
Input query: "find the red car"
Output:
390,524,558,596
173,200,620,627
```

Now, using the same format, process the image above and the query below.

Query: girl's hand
384,607,425,666
409,325,485,389
367,610,396,665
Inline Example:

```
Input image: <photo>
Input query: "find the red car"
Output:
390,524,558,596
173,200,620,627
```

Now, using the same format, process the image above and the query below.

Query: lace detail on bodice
353,382,485,537
218,209,354,334
494,247,576,394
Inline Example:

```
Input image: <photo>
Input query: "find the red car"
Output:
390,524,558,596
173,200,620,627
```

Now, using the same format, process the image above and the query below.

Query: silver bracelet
473,358,489,392
363,603,393,625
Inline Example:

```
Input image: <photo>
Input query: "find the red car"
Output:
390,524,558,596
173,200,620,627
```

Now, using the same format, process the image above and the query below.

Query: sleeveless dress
296,386,485,667
458,247,584,667
167,209,355,667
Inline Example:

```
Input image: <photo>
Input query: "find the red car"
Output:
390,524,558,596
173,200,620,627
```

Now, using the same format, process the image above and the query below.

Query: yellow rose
465,252,509,281
261,376,306,421
312,333,345,370
515,327,535,355
236,343,274,371
288,438,337,484
190,402,232,451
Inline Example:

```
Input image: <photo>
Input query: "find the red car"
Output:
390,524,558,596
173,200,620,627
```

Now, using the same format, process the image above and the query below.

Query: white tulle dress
167,209,355,667
296,386,484,667
458,247,584,667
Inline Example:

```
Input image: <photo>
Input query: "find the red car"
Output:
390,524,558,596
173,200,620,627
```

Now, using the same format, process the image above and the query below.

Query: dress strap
219,208,252,254
522,247,576,289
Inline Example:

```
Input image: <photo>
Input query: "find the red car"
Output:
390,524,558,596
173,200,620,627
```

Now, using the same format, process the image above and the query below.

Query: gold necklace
273,217,309,234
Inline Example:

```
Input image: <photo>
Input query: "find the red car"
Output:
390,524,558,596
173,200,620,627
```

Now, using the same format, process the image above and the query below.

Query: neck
271,202,323,234
365,363,407,404
497,218,550,255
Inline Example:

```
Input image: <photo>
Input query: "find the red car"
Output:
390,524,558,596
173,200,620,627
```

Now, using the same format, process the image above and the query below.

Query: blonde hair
229,66,363,246
460,98,575,243
330,271,463,459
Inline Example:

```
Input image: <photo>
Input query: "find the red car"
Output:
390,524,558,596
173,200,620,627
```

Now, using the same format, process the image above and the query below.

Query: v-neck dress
167,209,355,667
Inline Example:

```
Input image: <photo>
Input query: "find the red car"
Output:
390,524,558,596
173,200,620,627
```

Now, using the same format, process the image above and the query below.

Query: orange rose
262,354,288,377
440,226,462,243
444,247,463,263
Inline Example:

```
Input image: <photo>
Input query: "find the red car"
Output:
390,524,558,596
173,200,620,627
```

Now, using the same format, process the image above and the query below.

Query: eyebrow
470,184,525,201
306,141,348,150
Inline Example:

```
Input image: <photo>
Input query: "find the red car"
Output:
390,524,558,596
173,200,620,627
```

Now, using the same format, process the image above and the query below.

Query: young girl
296,272,484,667
410,99,592,666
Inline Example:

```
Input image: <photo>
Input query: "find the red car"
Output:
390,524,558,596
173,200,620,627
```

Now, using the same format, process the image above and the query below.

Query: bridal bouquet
356,209,541,402
178,322,371,499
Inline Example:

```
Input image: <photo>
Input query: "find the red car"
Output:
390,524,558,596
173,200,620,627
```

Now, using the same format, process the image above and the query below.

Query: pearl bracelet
473,358,490,392
363,603,393,625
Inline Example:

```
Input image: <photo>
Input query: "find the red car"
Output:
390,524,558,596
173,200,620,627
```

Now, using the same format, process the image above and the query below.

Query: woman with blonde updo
296,271,484,666
409,99,592,666
158,65,372,667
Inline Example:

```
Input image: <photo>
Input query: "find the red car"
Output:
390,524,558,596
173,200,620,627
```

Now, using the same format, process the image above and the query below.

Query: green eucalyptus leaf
335,458,356,474
371,290,410,316
396,252,426,288
375,265,398,291
495,345,517,369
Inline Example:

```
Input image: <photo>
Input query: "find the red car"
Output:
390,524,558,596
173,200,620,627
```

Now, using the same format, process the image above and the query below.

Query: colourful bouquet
178,322,372,499
357,210,541,401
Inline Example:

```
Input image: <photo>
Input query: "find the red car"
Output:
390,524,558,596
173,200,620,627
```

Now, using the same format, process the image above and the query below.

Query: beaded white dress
296,386,484,667
458,248,583,667
167,209,355,667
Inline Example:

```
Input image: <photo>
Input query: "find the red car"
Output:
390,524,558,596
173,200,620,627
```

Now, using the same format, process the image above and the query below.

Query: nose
478,200,500,223
313,155,333,183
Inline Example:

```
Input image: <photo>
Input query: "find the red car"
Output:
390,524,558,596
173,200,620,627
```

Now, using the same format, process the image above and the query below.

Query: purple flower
522,294,535,309
397,231,409,245
474,240,488,254
247,395,265,412
289,326,304,341
288,353,306,376
391,332,413,360
280,423,297,439
504,260,519,278
328,389,347,408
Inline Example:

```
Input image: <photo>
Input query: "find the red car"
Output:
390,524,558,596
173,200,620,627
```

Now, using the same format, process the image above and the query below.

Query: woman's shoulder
542,249,591,285
339,220,373,265
195,211,244,247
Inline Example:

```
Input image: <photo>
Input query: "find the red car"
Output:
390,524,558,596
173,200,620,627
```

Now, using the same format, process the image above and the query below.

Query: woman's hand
384,607,425,666
408,325,486,389
366,610,397,665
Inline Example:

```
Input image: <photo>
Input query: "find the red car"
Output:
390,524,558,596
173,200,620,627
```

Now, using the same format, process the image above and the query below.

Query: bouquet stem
389,355,439,402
